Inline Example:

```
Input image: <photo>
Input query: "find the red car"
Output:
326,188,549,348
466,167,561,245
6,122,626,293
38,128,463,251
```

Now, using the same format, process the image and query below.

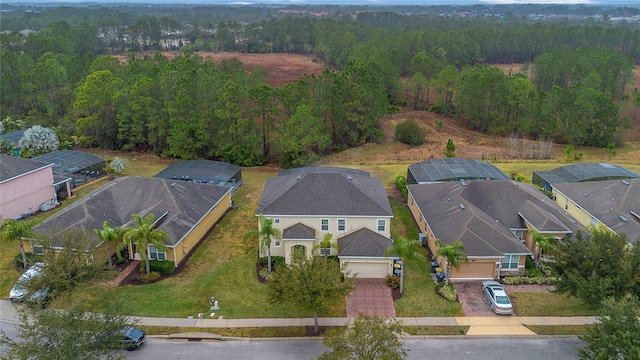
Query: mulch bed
113,260,188,286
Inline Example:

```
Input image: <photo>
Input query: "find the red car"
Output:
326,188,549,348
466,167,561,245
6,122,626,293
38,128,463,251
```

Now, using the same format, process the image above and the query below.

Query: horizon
2,0,639,6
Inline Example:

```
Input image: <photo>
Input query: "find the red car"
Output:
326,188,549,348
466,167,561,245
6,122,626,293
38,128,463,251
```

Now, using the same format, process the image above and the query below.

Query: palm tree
258,214,281,273
244,214,281,273
94,221,124,267
435,239,468,286
384,236,426,294
0,218,40,269
122,214,168,275
531,230,556,267
312,233,339,260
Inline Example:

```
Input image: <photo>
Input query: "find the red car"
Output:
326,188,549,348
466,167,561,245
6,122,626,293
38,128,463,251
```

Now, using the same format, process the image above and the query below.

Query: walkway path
106,260,140,286
0,299,597,337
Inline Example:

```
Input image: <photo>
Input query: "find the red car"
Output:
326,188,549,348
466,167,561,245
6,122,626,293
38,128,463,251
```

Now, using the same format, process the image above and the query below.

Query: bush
139,272,161,284
395,119,425,146
386,274,400,289
436,283,457,301
14,252,40,269
395,175,408,199
149,260,175,275
258,256,285,269
502,276,558,285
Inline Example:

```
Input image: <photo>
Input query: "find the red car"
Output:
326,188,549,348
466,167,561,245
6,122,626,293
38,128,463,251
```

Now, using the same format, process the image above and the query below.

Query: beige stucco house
30,176,232,267
552,179,639,244
408,180,585,280
0,154,69,222
255,168,395,278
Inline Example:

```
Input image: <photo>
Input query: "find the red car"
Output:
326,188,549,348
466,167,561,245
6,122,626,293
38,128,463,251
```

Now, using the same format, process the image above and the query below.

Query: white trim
0,162,53,184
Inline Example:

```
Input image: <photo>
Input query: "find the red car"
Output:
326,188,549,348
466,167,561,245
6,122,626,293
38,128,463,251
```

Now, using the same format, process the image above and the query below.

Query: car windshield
496,296,511,304
125,328,144,340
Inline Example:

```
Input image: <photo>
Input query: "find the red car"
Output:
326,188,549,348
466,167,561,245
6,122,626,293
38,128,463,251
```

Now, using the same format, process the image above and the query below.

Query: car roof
18,263,45,281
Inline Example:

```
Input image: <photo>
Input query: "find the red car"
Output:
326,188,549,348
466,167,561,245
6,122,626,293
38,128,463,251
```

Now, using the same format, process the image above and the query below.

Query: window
274,241,281,247
321,219,329,231
274,218,280,224
501,255,519,269
591,217,597,227
338,219,346,232
320,248,331,256
377,219,386,232
149,245,166,261
32,245,43,255
512,230,523,240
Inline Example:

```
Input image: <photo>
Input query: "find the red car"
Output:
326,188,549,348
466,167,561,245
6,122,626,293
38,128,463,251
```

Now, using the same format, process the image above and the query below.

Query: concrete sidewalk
0,300,597,336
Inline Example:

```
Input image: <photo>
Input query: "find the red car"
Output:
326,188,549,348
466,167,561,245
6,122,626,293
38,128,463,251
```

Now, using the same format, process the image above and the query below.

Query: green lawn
510,292,594,316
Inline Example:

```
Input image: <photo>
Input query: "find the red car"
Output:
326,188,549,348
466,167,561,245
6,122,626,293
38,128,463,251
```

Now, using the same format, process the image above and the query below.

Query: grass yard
510,292,593,316
525,325,589,336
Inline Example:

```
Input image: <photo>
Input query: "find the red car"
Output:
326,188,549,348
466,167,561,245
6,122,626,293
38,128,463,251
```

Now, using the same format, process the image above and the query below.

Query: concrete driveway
346,279,396,318
453,281,513,317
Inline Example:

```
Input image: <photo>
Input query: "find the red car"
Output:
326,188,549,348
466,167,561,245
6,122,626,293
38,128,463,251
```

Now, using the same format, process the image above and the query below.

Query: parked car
99,327,146,351
9,262,49,304
481,280,513,315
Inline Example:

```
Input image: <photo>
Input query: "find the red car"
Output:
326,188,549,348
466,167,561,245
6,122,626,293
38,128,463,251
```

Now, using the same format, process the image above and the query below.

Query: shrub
258,256,285,269
139,272,161,284
395,119,425,146
502,276,558,285
395,175,408,199
14,252,40,269
436,283,457,301
149,260,175,275
386,274,400,289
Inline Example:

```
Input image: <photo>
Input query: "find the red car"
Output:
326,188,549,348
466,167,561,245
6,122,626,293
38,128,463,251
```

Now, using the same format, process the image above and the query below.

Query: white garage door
343,260,390,279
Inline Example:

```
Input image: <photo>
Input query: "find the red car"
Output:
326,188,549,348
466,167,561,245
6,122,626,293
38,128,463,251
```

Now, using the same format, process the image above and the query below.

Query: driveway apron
346,278,396,318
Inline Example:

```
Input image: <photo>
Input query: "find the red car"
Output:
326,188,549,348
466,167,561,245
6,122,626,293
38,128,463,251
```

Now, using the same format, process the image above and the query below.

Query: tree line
1,6,638,166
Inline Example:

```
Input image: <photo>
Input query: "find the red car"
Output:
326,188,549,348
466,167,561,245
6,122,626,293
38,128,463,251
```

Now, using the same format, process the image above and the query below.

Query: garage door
343,260,390,279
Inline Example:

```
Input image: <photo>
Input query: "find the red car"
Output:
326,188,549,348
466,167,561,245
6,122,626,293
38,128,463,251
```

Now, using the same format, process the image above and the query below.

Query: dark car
99,327,146,351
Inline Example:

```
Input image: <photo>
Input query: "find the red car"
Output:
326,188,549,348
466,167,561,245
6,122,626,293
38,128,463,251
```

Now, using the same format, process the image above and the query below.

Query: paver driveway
454,281,513,317
346,279,395,318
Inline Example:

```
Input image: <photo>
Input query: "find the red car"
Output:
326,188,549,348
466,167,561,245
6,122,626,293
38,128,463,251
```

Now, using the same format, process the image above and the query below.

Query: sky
2,0,638,5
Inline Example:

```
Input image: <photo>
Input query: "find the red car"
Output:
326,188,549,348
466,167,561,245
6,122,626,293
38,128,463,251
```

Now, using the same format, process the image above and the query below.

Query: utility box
435,267,446,283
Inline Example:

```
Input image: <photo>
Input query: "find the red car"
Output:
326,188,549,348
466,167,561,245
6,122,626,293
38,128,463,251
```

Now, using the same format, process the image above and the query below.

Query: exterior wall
443,257,498,280
171,190,232,267
0,167,56,221
553,190,596,228
262,215,392,259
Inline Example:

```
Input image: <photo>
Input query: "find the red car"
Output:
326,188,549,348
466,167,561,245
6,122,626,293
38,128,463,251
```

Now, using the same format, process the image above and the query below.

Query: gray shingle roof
408,180,584,257
282,223,316,240
256,172,392,217
338,228,393,257
0,154,52,183
553,179,640,243
33,176,231,249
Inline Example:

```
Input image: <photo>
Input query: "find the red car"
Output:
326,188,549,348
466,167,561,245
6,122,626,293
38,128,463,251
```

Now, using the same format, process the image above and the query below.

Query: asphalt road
122,336,584,360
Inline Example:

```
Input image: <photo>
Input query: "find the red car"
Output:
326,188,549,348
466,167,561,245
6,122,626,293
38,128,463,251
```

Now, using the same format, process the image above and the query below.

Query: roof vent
619,215,629,222
459,203,465,209
170,182,177,187
296,175,301,180
461,180,466,186
348,175,353,181
622,180,630,185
